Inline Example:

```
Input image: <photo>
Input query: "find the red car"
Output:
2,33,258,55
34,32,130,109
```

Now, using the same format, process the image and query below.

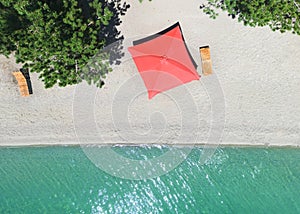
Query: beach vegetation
200,0,300,35
0,0,129,88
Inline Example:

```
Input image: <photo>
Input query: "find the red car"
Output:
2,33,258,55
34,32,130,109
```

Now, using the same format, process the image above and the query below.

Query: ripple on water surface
0,146,299,213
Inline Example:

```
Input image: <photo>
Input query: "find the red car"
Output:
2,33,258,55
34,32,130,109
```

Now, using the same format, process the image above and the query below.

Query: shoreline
1,140,299,148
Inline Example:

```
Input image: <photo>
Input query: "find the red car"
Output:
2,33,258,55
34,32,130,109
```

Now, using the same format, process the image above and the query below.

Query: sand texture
1,0,300,147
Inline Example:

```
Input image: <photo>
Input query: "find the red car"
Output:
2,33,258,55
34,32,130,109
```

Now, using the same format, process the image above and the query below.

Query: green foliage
200,0,300,35
0,0,119,88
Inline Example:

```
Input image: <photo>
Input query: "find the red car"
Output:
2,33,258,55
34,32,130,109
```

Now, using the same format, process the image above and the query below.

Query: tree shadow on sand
100,0,130,66
80,0,130,87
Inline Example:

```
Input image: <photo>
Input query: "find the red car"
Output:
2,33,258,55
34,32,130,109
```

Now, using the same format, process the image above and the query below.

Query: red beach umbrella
128,22,200,99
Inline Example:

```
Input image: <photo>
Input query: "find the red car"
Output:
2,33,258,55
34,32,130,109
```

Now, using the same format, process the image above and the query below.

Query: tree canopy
0,0,129,88
200,0,300,35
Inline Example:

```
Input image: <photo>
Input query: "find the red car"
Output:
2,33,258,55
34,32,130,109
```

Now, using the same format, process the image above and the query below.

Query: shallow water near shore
0,146,299,213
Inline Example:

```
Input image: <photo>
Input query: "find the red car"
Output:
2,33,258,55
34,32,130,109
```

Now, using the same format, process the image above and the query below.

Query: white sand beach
1,0,300,147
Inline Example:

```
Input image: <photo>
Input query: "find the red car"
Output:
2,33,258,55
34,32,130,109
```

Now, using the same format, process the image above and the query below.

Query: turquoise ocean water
0,146,299,213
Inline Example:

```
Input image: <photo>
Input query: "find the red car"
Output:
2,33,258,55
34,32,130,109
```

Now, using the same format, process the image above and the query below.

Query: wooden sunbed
13,71,30,97
199,46,213,76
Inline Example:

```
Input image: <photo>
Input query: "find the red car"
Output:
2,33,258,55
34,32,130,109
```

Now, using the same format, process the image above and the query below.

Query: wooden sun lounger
199,46,213,76
13,71,30,97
